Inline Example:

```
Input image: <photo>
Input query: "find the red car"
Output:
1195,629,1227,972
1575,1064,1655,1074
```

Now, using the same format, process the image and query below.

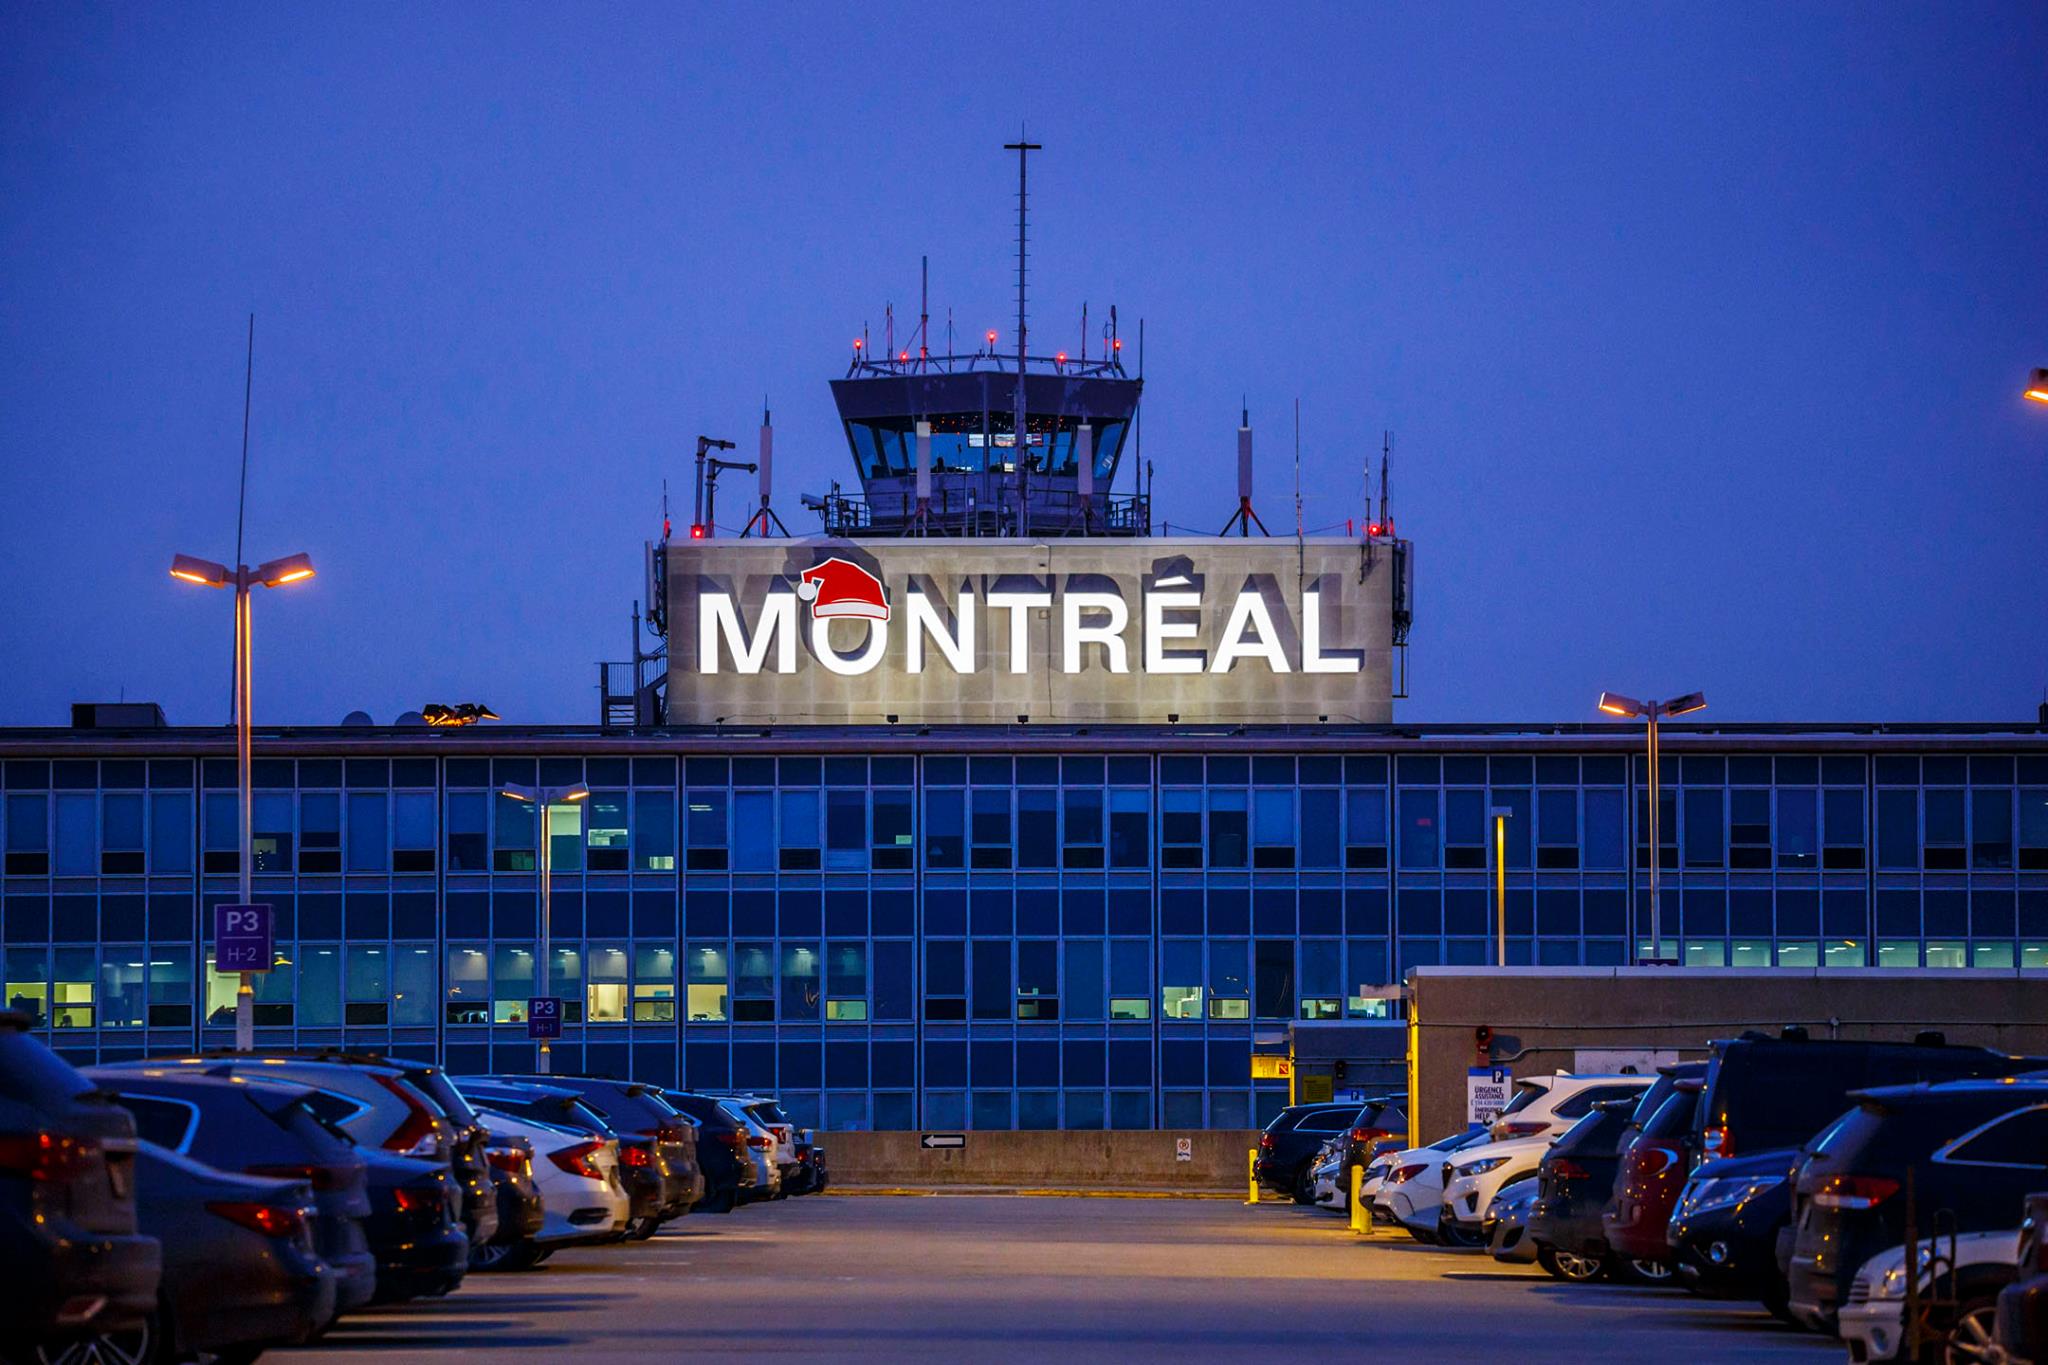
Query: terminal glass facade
3,735,2044,1131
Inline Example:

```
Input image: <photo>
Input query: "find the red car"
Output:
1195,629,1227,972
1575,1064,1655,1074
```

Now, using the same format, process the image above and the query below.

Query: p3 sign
527,996,563,1041
214,902,274,973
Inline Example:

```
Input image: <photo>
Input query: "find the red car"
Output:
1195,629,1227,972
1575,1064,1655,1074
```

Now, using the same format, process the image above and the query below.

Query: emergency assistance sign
665,536,1401,725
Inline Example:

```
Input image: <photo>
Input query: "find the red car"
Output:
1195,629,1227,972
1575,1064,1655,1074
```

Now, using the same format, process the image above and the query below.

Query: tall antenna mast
1379,430,1392,532
1004,134,1040,536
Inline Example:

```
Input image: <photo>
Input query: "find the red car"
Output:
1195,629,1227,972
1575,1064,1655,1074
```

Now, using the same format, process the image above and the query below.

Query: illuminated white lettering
1062,591,1129,673
1144,582,1204,674
906,589,975,675
987,590,1051,675
1211,590,1291,673
811,615,888,675
700,592,796,673
1301,588,1361,674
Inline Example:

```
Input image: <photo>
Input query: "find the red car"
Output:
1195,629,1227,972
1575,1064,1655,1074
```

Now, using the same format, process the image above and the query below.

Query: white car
1310,1138,1346,1209
1488,1073,1656,1143
1376,1129,1495,1240
1837,1230,2017,1362
1439,1134,1556,1245
720,1099,783,1200
475,1104,631,1261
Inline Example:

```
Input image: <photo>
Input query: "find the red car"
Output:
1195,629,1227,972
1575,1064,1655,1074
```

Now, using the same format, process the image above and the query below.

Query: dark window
1943,1107,2048,1169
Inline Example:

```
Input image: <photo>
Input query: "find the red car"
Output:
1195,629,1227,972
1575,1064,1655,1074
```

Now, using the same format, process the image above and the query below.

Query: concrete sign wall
664,536,1398,725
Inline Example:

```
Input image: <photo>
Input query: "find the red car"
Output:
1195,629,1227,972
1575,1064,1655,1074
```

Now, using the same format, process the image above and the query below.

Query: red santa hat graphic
796,557,889,622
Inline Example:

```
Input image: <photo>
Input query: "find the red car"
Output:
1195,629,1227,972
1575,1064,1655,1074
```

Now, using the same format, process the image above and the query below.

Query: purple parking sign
214,902,273,973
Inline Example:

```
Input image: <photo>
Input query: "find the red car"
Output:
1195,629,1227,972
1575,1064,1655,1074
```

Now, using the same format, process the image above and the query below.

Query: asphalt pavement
283,1195,1839,1362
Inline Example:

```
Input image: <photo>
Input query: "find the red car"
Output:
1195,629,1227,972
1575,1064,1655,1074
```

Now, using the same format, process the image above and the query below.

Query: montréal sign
664,538,1399,724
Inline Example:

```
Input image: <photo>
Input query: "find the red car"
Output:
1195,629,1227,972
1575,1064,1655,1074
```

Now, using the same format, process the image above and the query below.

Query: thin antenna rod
1004,134,1041,536
919,255,929,363
230,313,255,725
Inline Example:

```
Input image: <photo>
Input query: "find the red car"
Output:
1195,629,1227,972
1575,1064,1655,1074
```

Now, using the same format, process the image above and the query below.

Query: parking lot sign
213,902,273,973
1175,1138,1192,1163
1466,1067,1512,1127
527,996,563,1040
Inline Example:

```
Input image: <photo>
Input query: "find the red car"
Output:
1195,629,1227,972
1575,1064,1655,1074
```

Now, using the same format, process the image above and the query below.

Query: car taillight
718,1131,747,1150
653,1126,690,1143
547,1141,604,1181
1393,1163,1428,1183
390,1184,440,1215
1550,1157,1590,1181
374,1074,442,1157
247,1162,341,1191
619,1142,652,1168
1258,1133,1275,1150
0,1132,97,1181
1350,1127,1386,1145
208,1200,306,1239
1701,1126,1730,1159
1494,1121,1547,1139
747,1135,772,1150
486,1148,530,1175
1812,1175,1900,1211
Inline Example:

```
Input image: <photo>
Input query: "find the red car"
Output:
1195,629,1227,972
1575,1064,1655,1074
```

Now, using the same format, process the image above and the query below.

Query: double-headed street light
499,781,589,1074
1597,690,1707,966
169,551,316,1051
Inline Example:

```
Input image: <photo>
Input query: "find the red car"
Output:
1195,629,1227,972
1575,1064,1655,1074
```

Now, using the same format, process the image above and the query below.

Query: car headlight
1461,1156,1510,1176
1867,1261,1912,1302
1681,1174,1782,1217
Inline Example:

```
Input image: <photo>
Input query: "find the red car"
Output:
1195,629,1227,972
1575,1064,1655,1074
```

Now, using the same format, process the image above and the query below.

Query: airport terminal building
6,347,2045,1133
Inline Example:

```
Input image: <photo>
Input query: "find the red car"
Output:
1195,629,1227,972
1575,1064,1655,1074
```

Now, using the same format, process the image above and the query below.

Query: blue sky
3,3,2043,727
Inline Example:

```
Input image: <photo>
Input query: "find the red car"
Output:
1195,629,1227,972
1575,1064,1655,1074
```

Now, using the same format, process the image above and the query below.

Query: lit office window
99,955,145,1028
1161,940,1203,1020
825,943,867,1021
732,942,774,1022
588,790,631,870
586,945,628,1022
392,945,435,1025
634,944,676,1022
346,946,389,1025
781,944,821,1021
688,946,729,1021
445,944,489,1024
147,950,192,1028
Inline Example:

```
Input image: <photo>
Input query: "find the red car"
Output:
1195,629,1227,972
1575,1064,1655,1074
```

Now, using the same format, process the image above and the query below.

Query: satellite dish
395,710,427,728
341,710,374,727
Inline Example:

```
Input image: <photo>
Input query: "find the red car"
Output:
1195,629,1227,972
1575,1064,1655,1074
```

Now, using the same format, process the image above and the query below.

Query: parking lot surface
284,1194,1837,1361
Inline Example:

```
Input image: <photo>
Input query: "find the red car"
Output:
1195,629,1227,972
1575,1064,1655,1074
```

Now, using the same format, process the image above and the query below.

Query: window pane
635,791,676,870
346,793,388,872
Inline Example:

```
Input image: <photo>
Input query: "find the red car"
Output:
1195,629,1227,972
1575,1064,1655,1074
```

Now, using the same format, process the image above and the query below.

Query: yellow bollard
1349,1162,1368,1234
1245,1148,1259,1205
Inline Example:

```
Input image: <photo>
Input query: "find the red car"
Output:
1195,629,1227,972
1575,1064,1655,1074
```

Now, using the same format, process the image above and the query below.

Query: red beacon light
1112,338,1122,351
1055,351,1067,367
1367,523,1384,537
898,351,909,363
852,338,863,351
986,330,998,345
689,524,706,539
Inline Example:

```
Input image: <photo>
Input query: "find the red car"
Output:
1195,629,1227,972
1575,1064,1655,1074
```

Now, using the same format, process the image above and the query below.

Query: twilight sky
3,4,2043,729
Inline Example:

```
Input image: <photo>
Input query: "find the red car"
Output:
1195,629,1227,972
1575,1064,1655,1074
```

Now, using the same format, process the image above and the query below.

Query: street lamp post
498,781,589,1074
1490,806,1512,967
170,551,315,1050
1596,690,1707,965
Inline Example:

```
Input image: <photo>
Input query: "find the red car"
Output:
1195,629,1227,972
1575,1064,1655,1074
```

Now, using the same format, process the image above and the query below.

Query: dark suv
1786,1077,2048,1332
0,1012,160,1357
1256,1103,1367,1203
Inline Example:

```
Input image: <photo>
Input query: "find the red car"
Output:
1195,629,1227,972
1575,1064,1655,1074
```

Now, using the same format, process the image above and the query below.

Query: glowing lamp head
169,553,229,587
2027,368,2048,403
255,552,315,587
1597,691,1648,719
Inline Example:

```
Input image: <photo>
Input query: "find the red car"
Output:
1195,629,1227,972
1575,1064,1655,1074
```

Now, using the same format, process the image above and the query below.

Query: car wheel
626,1216,659,1240
1538,1246,1608,1282
1617,1258,1674,1285
35,1308,162,1365
472,1239,545,1272
1292,1166,1316,1205
1940,1297,1999,1364
1439,1220,1488,1249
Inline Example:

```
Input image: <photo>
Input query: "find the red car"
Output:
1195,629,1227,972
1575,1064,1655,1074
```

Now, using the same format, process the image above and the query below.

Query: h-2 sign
213,903,273,973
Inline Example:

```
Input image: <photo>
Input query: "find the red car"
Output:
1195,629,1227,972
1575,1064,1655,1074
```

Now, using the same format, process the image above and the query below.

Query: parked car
87,1066,378,1316
661,1091,758,1213
1526,1098,1642,1282
0,1011,159,1359
718,1099,784,1203
1485,1178,1542,1264
1837,1229,2018,1362
130,1140,337,1360
729,1097,804,1197
1994,1191,2048,1364
472,1131,547,1272
1488,1073,1656,1143
468,1103,630,1254
1601,1079,1705,1271
1309,1138,1346,1210
1375,1128,1494,1240
1694,1028,2043,1165
491,1076,701,1228
457,1078,663,1237
1255,1103,1369,1203
1439,1134,1555,1246
1786,1077,2048,1333
1665,1146,1801,1316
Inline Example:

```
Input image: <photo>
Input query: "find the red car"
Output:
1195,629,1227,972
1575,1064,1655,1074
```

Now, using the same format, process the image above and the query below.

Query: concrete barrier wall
823,1129,1260,1190
1408,967,2048,1144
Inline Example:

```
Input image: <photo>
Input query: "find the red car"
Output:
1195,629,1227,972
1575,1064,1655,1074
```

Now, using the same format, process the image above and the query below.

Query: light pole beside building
498,781,589,1074
169,550,315,1051
1490,806,1512,967
1596,690,1706,965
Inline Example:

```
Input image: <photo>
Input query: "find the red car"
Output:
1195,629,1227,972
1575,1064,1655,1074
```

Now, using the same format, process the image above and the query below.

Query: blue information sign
527,996,563,1040
214,902,274,973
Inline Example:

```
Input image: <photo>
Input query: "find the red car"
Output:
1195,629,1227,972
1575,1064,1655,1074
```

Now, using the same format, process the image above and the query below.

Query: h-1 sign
213,903,273,973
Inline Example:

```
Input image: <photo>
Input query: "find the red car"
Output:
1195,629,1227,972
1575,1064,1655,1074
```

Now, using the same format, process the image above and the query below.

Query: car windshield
1497,1085,1545,1116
